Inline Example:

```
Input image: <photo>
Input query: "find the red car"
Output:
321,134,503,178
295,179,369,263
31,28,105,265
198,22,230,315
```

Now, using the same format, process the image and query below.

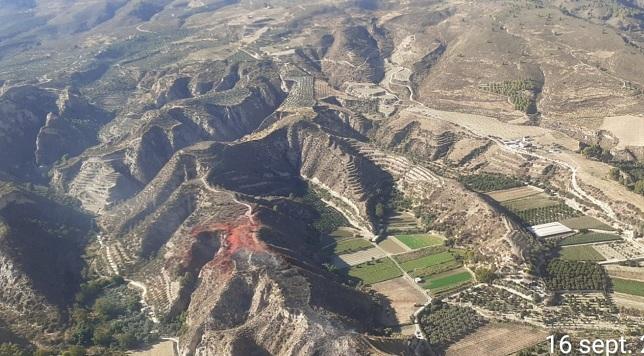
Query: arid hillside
0,0,642,355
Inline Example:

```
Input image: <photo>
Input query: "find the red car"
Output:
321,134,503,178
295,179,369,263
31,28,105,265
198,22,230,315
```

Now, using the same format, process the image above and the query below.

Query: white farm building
529,222,573,238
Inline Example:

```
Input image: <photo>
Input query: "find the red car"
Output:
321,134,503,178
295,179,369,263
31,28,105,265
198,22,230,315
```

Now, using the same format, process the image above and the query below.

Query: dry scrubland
601,115,644,149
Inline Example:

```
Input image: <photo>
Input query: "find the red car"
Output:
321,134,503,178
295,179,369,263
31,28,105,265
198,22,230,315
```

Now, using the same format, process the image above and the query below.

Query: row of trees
418,299,485,350
479,80,539,114
513,203,581,226
459,173,523,193
300,188,348,235
609,161,644,196
545,259,609,292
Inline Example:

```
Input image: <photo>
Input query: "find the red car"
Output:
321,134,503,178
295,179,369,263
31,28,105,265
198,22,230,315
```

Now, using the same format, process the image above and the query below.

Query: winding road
136,24,154,34
200,176,254,224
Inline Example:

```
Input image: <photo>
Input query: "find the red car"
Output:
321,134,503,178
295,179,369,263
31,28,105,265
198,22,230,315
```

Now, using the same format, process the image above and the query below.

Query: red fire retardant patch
188,212,265,273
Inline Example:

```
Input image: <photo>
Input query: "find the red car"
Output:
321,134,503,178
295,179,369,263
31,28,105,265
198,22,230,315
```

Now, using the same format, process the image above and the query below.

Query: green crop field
398,251,455,272
559,245,605,262
423,269,473,293
328,227,356,239
394,245,448,263
344,257,402,285
412,260,463,278
612,278,644,297
395,234,443,249
512,203,582,226
502,195,559,211
560,216,615,231
559,232,622,246
326,238,372,255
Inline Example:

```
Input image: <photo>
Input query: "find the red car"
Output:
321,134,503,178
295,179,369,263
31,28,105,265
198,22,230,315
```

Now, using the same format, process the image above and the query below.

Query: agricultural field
605,265,644,281
342,257,402,285
558,231,622,246
395,233,443,250
378,237,408,254
559,245,605,262
512,203,582,226
281,76,316,109
412,260,463,279
560,216,615,231
387,211,419,233
459,173,523,192
397,251,456,272
302,189,349,235
594,241,644,261
371,277,427,326
319,227,354,248
454,285,535,315
446,323,547,356
501,195,559,211
418,301,485,351
545,260,609,291
392,246,468,293
479,80,539,113
331,247,387,268
487,186,583,226
542,293,619,328
611,278,644,297
324,238,373,255
394,245,449,263
422,269,473,294
486,185,541,202
601,115,644,149
610,292,644,312
327,227,357,239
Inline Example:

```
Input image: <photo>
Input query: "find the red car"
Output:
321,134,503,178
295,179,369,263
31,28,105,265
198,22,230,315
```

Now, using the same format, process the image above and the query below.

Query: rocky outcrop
0,86,57,179
35,89,112,166
0,85,111,182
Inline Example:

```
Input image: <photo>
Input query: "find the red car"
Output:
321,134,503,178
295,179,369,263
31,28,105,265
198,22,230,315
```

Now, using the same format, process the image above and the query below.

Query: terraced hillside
0,0,641,355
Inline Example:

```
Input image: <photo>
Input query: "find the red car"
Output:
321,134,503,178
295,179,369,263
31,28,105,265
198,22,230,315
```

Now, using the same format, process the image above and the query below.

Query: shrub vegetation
418,299,485,350
545,259,608,291
459,173,523,192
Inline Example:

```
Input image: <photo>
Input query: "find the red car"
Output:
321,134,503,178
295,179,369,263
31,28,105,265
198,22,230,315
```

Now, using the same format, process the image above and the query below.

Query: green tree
70,323,93,346
61,346,85,356
116,332,137,349
92,325,113,347
600,149,613,162
609,168,620,180
475,267,497,284
33,349,55,356
581,144,602,159
0,343,28,356
93,297,123,320
374,202,385,219
634,180,644,195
